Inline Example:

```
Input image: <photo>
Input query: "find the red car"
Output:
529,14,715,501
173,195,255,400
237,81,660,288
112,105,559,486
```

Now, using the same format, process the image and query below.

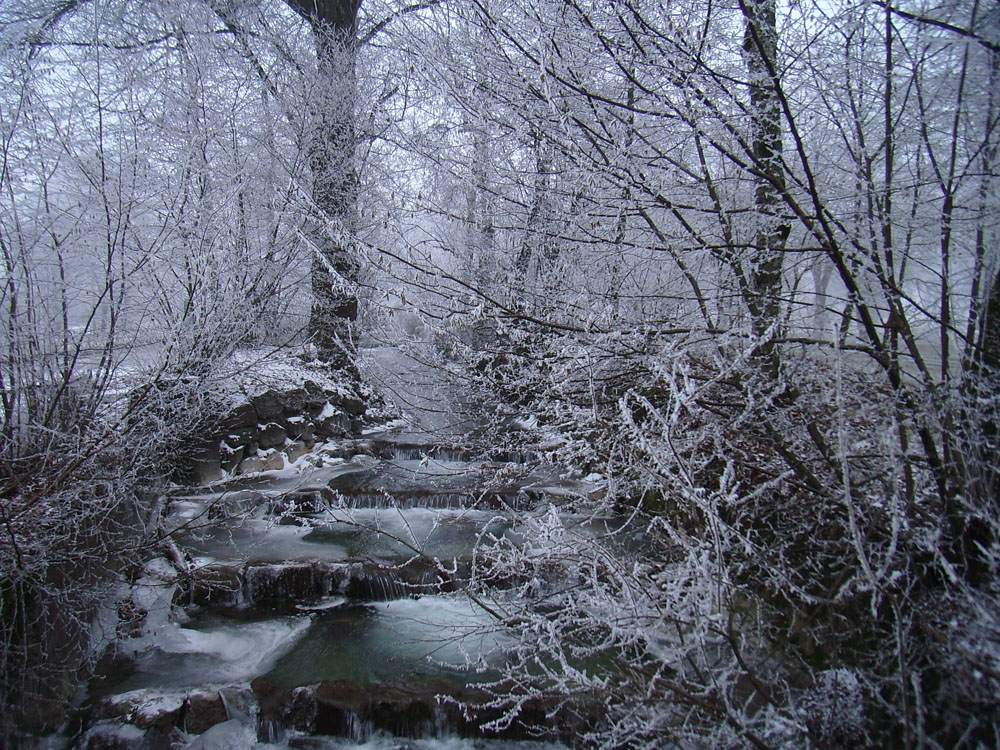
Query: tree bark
285,0,362,372
741,0,788,382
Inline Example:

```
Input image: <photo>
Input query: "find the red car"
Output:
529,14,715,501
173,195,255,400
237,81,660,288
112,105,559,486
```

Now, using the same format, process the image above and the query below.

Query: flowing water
81,349,609,748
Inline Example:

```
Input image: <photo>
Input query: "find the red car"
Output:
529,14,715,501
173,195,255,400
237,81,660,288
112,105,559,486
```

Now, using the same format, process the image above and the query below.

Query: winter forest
1,0,998,748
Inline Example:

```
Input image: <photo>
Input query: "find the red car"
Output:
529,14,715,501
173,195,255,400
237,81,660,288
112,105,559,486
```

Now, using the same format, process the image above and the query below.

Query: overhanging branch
874,1,1000,54
360,0,445,45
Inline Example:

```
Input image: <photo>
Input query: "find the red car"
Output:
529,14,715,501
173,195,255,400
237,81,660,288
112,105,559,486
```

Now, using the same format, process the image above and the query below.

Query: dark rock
262,674,602,743
189,461,221,486
286,440,311,463
187,564,242,607
116,600,146,640
206,490,262,520
298,382,333,419
237,452,283,475
234,560,445,609
186,442,222,486
251,677,284,724
316,442,352,460
250,390,285,422
286,419,316,443
334,394,366,417
82,722,166,750
312,680,370,737
182,693,228,735
302,406,327,424
99,692,185,733
303,380,326,397
188,686,257,734
281,679,454,741
89,652,137,704
258,423,287,450
369,684,436,738
223,426,256,448
97,687,258,741
221,403,256,430
284,685,318,733
243,563,332,607
270,490,327,517
219,442,245,474
315,411,352,438
349,439,375,456
280,388,309,413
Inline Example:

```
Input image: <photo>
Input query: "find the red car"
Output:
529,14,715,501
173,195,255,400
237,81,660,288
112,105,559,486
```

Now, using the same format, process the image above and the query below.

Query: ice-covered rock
182,717,255,750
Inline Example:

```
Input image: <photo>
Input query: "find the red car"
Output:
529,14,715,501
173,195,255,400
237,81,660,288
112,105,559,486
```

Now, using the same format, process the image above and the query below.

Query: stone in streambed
82,721,166,750
97,687,257,740
185,564,243,607
312,680,371,737
242,562,338,607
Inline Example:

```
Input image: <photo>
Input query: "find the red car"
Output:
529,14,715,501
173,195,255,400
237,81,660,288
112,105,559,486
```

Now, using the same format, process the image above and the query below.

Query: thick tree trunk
286,0,361,372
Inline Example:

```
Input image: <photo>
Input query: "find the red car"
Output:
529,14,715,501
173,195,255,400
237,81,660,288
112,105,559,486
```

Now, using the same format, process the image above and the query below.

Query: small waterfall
346,570,410,601
433,705,451,738
380,444,470,463
257,718,285,743
336,492,396,509
334,491,469,510
243,563,331,607
421,492,469,509
347,710,375,742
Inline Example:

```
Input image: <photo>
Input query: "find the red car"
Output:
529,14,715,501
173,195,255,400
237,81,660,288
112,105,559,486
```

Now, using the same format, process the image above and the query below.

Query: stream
79,349,608,749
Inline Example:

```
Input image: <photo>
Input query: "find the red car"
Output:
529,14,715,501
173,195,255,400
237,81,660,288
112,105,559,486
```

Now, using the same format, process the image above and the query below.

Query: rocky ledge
184,381,371,485
82,677,600,749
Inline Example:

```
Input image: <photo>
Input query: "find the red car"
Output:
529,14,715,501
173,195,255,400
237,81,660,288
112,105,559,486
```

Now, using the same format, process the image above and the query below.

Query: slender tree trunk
514,128,550,289
977,271,1000,375
741,0,788,382
285,0,361,372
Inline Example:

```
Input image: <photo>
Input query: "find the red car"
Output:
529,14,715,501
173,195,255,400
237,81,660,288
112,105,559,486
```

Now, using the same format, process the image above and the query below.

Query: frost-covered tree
0,0,312,735
370,0,1000,745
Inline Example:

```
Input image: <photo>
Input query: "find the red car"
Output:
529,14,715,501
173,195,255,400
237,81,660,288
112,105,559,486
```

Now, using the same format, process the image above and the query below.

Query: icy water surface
88,350,606,746
263,595,505,690
112,593,504,694
113,614,314,691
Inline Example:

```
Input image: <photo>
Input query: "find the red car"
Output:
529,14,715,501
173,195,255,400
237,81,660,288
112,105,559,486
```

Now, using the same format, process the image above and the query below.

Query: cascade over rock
78,349,610,748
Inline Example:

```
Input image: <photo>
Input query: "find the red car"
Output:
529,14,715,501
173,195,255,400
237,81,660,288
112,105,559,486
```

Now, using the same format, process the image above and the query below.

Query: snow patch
106,689,186,722
512,414,539,430
296,596,348,612
361,417,408,435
